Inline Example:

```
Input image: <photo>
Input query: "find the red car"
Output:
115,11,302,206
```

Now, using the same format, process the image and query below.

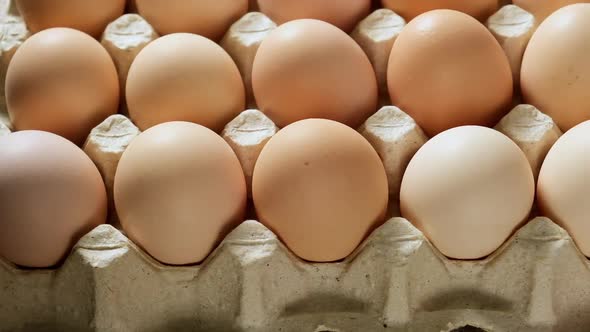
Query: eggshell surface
135,0,248,40
400,126,534,259
537,121,590,257
513,0,590,21
521,4,590,131
257,0,371,32
16,0,126,38
252,19,378,128
387,10,512,137
6,28,120,145
381,0,498,21
126,33,245,132
0,131,107,268
252,119,388,262
114,122,247,265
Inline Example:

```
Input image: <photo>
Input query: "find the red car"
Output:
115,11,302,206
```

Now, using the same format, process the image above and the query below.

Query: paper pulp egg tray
1,2,588,332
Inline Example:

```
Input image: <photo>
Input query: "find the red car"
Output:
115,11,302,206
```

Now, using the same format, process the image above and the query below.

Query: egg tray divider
0,2,585,332
4,216,590,332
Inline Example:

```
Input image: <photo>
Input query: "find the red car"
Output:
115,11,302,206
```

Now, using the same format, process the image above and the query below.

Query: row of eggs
8,3,590,147
14,0,590,38
1,116,589,268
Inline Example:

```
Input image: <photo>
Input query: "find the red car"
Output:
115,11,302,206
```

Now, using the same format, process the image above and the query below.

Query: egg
537,121,590,257
252,19,378,128
521,4,590,132
257,0,371,32
387,10,513,137
6,28,119,145
252,119,388,262
400,126,534,259
16,0,126,38
114,122,247,265
135,0,248,40
513,0,590,21
126,33,245,132
0,131,107,268
381,0,498,21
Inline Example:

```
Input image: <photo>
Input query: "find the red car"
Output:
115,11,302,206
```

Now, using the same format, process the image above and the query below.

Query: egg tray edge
1,216,589,332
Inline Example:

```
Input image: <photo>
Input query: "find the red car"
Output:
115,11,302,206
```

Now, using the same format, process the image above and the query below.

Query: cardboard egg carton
4,206,590,331
2,3,589,332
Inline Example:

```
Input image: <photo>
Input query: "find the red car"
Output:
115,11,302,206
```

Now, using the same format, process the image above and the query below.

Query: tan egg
513,0,590,21
252,119,388,262
400,126,534,259
126,33,245,132
6,28,119,145
252,19,378,128
0,131,107,268
381,0,498,21
114,122,247,265
537,121,590,257
16,0,126,38
257,0,371,32
521,4,590,132
387,10,512,137
135,0,248,40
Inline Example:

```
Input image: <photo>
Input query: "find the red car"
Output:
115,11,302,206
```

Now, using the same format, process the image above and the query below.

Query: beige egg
513,0,590,21
126,33,245,132
0,131,107,268
381,0,498,21
521,4,590,132
114,122,247,265
537,121,590,257
16,0,126,38
387,10,513,137
257,0,371,32
252,119,388,262
252,19,378,128
135,0,248,40
400,126,534,259
6,28,120,145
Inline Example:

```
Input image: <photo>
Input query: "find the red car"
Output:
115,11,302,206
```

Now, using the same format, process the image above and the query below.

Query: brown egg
252,19,378,128
16,0,126,38
0,131,107,268
513,0,590,21
400,126,534,259
126,33,245,132
521,4,590,132
6,28,119,145
537,121,590,257
257,0,371,32
114,122,247,265
135,0,248,40
381,0,498,21
252,119,388,262
387,10,512,137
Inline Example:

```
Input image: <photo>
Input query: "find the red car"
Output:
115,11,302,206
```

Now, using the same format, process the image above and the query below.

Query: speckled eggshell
387,10,513,137
114,122,247,265
135,0,248,40
537,121,590,257
521,4,590,132
16,0,126,38
252,19,378,128
257,0,371,32
6,28,120,145
252,119,388,262
400,126,534,259
381,0,498,21
0,131,107,268
126,33,245,132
